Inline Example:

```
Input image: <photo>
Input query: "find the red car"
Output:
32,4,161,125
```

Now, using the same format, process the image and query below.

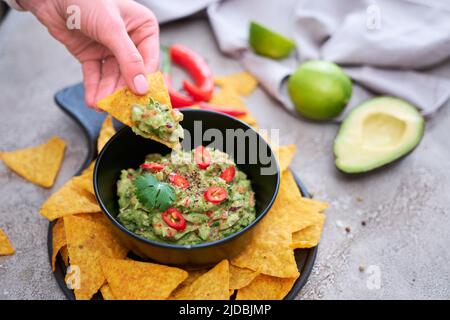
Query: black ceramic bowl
94,109,280,266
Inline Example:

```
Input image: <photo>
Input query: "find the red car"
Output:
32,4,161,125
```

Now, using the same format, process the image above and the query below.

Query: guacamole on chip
97,72,183,149
117,147,256,245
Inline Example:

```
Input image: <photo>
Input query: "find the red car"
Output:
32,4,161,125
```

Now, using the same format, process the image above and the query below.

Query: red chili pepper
140,163,165,171
162,208,186,231
161,46,197,108
164,74,197,108
169,172,190,189
220,166,236,183
194,146,211,170
198,102,247,116
204,187,228,204
169,44,214,102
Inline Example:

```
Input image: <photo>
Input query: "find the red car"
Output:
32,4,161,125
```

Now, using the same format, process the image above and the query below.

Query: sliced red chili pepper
169,172,190,189
220,166,236,183
140,163,165,171
194,146,211,170
204,187,228,204
198,102,247,116
170,44,214,102
162,208,186,231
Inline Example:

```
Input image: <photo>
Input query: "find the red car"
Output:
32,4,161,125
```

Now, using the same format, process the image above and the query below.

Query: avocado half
334,97,425,173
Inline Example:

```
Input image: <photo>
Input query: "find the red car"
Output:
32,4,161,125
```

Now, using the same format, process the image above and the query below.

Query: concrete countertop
1,12,449,300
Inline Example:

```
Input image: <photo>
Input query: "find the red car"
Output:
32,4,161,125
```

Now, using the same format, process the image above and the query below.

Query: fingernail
133,74,148,95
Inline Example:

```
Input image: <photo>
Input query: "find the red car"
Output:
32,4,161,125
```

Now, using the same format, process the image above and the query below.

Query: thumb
103,27,149,95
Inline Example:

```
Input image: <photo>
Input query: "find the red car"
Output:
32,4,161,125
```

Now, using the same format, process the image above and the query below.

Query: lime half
249,21,295,59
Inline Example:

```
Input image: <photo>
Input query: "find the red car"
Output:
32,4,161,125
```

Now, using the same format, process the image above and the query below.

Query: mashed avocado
131,98,184,143
117,147,256,245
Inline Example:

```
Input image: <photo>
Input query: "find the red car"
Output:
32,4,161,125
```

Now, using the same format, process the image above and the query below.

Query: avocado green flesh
334,97,425,173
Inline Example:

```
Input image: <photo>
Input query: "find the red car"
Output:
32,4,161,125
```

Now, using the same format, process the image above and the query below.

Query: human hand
20,0,159,109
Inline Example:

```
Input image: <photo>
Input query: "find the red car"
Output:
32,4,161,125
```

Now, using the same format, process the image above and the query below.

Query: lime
287,60,352,120
249,21,295,59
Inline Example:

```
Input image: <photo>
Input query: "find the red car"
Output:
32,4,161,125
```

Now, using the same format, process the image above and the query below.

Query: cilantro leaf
134,174,175,211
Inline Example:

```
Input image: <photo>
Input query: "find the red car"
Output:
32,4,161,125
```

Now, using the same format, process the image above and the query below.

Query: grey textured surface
1,12,449,300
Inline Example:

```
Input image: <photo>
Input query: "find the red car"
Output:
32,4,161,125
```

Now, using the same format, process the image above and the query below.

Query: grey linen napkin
139,0,450,119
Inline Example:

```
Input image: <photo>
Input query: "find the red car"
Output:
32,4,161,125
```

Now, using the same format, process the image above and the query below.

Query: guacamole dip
117,147,256,245
131,98,184,144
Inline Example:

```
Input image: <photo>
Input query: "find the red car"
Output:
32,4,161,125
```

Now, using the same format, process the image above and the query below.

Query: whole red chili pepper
162,208,186,231
161,46,196,107
169,44,214,102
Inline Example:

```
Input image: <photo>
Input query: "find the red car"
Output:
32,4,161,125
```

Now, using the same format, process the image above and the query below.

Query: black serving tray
48,83,318,300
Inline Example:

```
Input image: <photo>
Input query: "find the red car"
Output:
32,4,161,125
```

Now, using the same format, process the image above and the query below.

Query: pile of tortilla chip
42,126,327,299
1,136,66,188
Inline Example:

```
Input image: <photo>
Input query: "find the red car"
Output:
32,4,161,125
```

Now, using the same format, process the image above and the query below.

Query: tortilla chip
60,246,69,266
229,265,259,290
232,170,324,278
1,136,65,188
274,144,296,172
97,72,179,149
76,212,112,227
64,215,128,300
214,72,258,96
298,197,329,213
282,171,328,233
72,162,95,196
101,258,188,300
183,105,201,110
291,213,326,249
171,260,229,300
100,284,116,300
97,116,116,153
231,241,298,278
169,269,209,298
209,86,258,126
236,274,298,300
39,178,100,221
51,219,67,271
0,228,14,256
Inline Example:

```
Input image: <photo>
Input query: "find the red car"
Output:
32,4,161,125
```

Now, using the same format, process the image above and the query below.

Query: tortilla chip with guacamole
97,72,183,149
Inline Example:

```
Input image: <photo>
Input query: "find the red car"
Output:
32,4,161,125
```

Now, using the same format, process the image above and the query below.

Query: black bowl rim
94,109,280,250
